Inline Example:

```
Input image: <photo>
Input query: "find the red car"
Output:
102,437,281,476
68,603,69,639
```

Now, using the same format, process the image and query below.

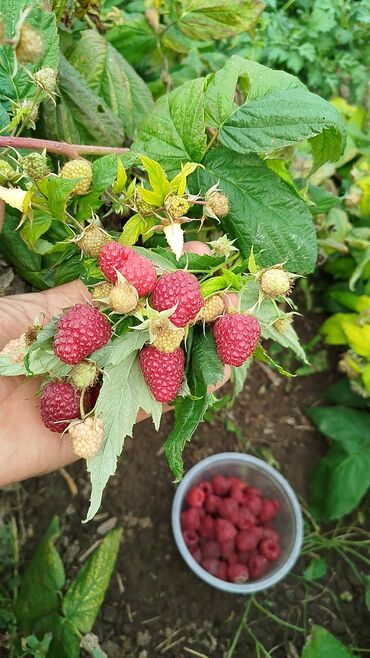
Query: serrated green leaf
177,0,263,40
307,406,370,452
301,626,355,658
45,177,78,221
303,558,327,581
86,336,162,520
15,517,65,633
119,214,146,246
169,162,201,195
20,214,52,250
133,247,177,272
326,451,370,519
220,89,346,168
139,155,170,203
106,16,157,68
193,147,317,274
0,353,27,376
133,78,207,176
63,529,122,633
254,344,294,377
112,159,127,194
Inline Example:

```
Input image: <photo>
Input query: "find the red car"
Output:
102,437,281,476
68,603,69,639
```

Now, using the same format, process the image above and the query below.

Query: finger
41,279,90,319
183,241,211,256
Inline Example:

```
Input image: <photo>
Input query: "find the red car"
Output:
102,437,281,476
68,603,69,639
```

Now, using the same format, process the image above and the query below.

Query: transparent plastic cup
172,452,303,594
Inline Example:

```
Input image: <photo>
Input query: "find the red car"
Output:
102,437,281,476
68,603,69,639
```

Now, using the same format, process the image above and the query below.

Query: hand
0,242,235,485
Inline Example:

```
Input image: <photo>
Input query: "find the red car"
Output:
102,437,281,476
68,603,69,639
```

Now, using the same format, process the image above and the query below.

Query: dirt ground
1,263,369,657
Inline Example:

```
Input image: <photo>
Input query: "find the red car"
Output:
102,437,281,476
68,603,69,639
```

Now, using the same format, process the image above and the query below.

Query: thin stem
246,626,272,658
204,130,219,154
0,136,129,159
226,597,252,657
253,599,306,633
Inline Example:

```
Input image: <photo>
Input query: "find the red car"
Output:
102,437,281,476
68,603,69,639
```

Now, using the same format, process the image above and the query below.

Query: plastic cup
172,452,303,594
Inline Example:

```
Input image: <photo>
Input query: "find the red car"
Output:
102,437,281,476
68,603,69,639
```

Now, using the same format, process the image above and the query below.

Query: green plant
0,515,121,658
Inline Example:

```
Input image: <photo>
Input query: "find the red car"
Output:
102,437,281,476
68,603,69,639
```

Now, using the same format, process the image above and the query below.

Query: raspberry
199,516,215,539
60,159,92,195
230,484,246,503
33,67,57,95
0,334,26,363
139,345,184,403
215,518,237,543
54,304,112,365
109,281,138,315
249,555,269,580
262,527,279,542
205,494,221,514
70,361,98,390
259,499,279,522
216,561,228,581
220,539,235,559
203,540,221,559
69,416,104,459
0,160,16,185
16,99,39,127
260,268,293,298
212,475,231,496
209,235,237,258
99,242,130,282
135,195,156,217
201,558,219,576
189,545,202,563
244,495,262,516
198,294,224,323
228,564,249,584
214,313,260,366
237,508,256,530
77,225,112,258
152,270,204,328
206,191,229,218
218,498,239,525
236,530,259,552
180,508,200,531
165,194,190,219
19,152,49,180
183,530,199,547
186,486,206,508
199,481,213,495
119,251,157,297
259,539,281,561
40,382,82,433
247,486,262,498
91,282,113,308
16,23,43,64
152,323,184,354
227,552,238,566
274,315,294,333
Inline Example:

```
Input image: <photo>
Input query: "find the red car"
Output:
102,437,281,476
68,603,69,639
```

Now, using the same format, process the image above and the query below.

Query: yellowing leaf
119,214,146,246
248,246,258,273
170,162,201,195
0,186,29,212
362,363,370,393
112,159,127,194
342,322,370,358
139,155,170,204
320,314,357,345
138,186,163,206
354,296,370,312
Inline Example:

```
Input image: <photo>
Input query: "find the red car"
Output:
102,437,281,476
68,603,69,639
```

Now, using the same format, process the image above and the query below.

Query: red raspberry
262,527,279,542
215,518,237,543
237,508,256,530
227,552,238,566
98,242,130,282
189,545,202,563
236,530,259,552
199,481,213,496
54,304,111,365
228,564,249,584
238,550,253,564
218,498,239,524
249,554,269,580
212,475,231,496
230,484,246,503
244,495,262,516
152,270,204,327
186,486,206,508
203,540,221,559
199,516,215,539
183,530,199,547
220,538,235,559
259,499,279,522
40,381,82,432
247,486,262,498
259,539,281,561
205,494,221,514
119,251,157,297
216,561,228,581
213,313,260,366
201,558,219,576
180,508,200,531
139,345,184,403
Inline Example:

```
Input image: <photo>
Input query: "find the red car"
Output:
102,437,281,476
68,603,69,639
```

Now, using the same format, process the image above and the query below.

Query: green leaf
86,335,162,520
119,214,146,246
0,353,27,376
106,16,157,68
15,517,65,633
133,247,177,272
41,55,124,147
177,0,263,40
324,380,370,409
220,89,346,167
301,626,355,658
254,344,294,377
45,176,78,221
307,406,370,452
193,147,317,274
364,574,370,612
326,450,370,519
133,78,207,176
231,359,251,397
63,529,122,633
69,31,152,139
165,331,223,480
33,615,80,658
303,558,327,581
139,155,170,203
20,214,52,250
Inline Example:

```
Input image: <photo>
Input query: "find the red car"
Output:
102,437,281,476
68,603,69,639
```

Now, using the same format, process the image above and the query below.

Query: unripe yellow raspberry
153,327,184,353
0,334,26,363
77,225,112,258
70,361,98,389
198,294,224,323
260,268,293,298
273,316,293,333
0,159,16,185
60,159,93,195
91,282,114,307
165,194,190,220
69,416,104,459
109,282,138,314
16,23,44,65
206,191,229,218
33,67,57,95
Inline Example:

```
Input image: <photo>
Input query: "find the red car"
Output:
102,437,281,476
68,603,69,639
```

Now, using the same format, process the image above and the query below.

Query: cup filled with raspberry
172,453,303,593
